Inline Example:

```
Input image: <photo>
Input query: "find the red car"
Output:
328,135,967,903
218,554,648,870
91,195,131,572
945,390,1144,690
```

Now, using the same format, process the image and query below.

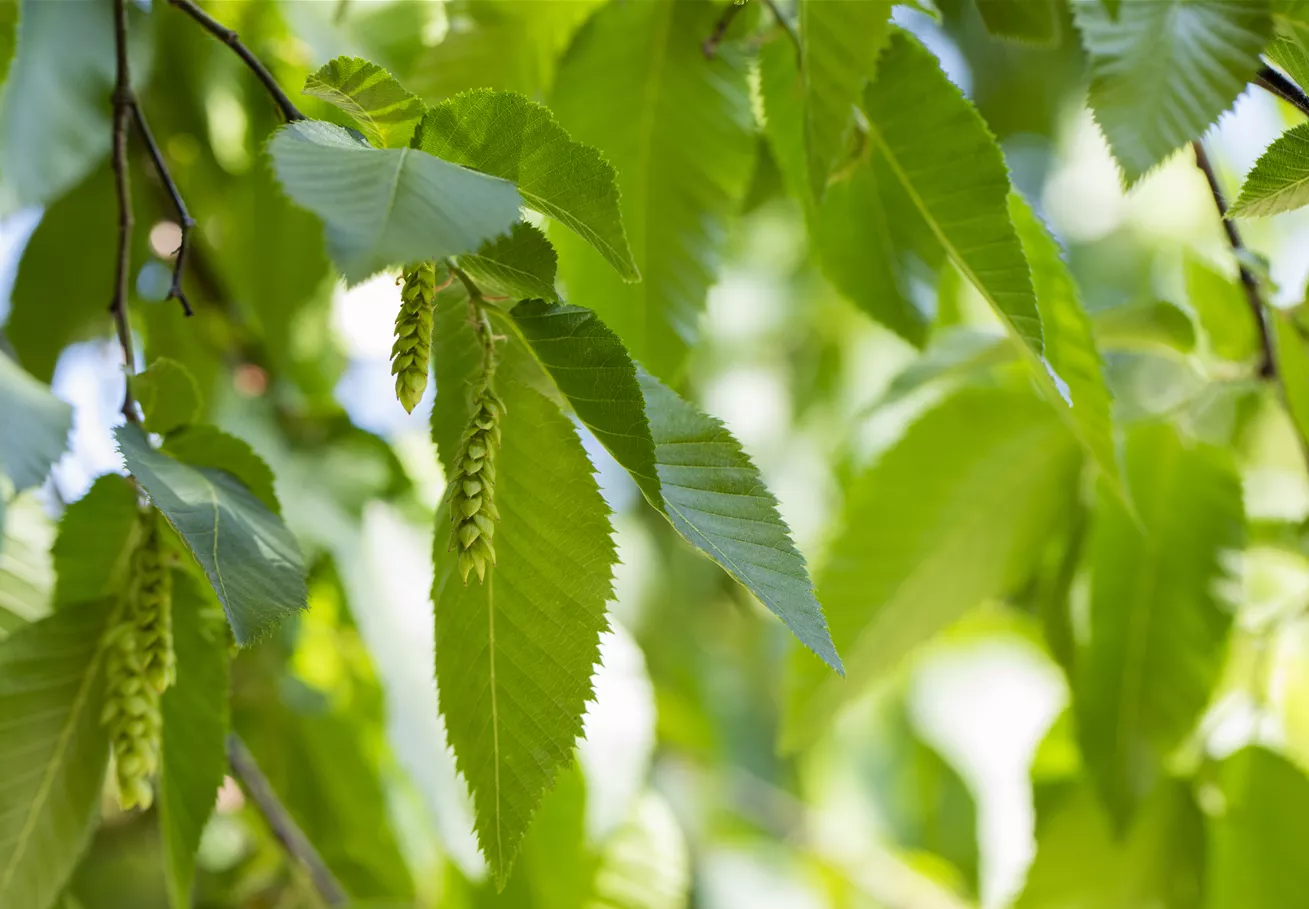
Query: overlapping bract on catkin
101,508,175,810
447,381,504,584
391,261,438,413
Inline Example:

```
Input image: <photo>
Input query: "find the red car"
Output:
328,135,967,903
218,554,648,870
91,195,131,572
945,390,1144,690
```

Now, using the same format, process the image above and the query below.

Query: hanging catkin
391,261,438,413
447,310,504,584
101,509,174,810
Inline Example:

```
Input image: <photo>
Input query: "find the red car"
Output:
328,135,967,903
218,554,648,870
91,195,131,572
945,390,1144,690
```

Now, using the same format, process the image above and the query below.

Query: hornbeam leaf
976,0,1061,47
432,366,615,885
1230,122,1309,218
0,598,115,909
1272,309,1309,451
0,352,71,491
799,0,893,200
116,424,307,644
159,572,230,909
457,223,560,303
863,31,1044,355
129,357,203,436
161,425,281,515
549,0,755,381
0,495,55,637
417,89,636,281
303,56,426,149
783,386,1079,750
268,119,521,283
1073,0,1274,186
51,474,141,607
1075,422,1242,828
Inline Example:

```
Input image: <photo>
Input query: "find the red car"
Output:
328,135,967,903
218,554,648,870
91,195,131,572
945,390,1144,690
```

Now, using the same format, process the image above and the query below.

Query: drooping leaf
161,425,281,515
1073,0,1274,186
798,0,893,200
1015,778,1205,908
116,424,307,644
51,474,141,608
458,222,559,303
1010,195,1119,486
783,385,1080,750
1208,747,1309,908
1184,256,1260,361
431,316,615,884
863,31,1044,354
303,55,426,149
129,357,202,436
1075,422,1242,828
550,0,755,380
268,119,522,283
0,351,71,491
976,0,1061,47
158,572,230,909
0,598,114,909
1230,122,1309,218
417,89,637,281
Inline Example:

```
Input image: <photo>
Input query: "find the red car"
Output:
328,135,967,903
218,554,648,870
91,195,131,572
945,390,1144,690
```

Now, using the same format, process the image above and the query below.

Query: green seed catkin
391,262,438,413
448,380,504,584
101,509,174,811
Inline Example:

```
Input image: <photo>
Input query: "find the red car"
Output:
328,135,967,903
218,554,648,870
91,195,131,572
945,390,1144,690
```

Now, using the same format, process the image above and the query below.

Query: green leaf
864,31,1044,355
0,352,71,491
1184,256,1260,361
161,425,281,515
550,0,755,380
1230,122,1309,218
1016,778,1204,908
268,119,522,283
51,474,141,608
0,598,114,909
0,494,55,638
639,371,841,673
302,55,426,149
798,0,893,200
432,321,615,884
457,222,559,303
1075,422,1242,828
417,89,637,282
783,386,1079,750
1209,747,1309,908
1092,299,1198,353
588,793,689,909
1272,310,1309,449
129,357,202,436
1073,0,1274,186
159,571,230,909
976,0,1061,47
116,424,307,644
1010,195,1119,486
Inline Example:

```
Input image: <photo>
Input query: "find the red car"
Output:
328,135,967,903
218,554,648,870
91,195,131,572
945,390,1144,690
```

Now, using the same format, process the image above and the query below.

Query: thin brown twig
130,104,194,316
1191,140,1276,379
704,1,748,58
167,0,305,122
227,734,348,907
110,0,139,424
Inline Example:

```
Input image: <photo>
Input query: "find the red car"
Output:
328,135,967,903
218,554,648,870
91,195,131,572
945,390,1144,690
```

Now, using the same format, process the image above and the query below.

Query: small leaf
976,0,1061,47
864,31,1044,354
0,598,115,909
268,119,522,283
0,351,71,491
1073,0,1274,186
161,425,281,515
1184,256,1260,361
116,424,307,644
159,572,230,909
1075,422,1242,828
1231,122,1309,218
417,89,637,281
303,56,426,149
51,474,141,607
129,357,203,435
458,222,559,303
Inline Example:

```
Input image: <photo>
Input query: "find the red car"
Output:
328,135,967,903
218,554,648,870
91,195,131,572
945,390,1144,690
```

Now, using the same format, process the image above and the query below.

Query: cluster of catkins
391,261,439,413
101,509,175,810
447,379,504,584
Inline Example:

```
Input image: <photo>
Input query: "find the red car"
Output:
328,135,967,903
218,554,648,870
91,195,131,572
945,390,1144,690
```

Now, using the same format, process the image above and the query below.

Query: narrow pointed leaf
0,352,71,491
116,424,307,644
1073,0,1274,186
1230,122,1309,218
863,31,1043,354
303,56,426,149
0,598,114,909
268,119,522,283
457,222,559,303
549,0,755,380
417,89,636,280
